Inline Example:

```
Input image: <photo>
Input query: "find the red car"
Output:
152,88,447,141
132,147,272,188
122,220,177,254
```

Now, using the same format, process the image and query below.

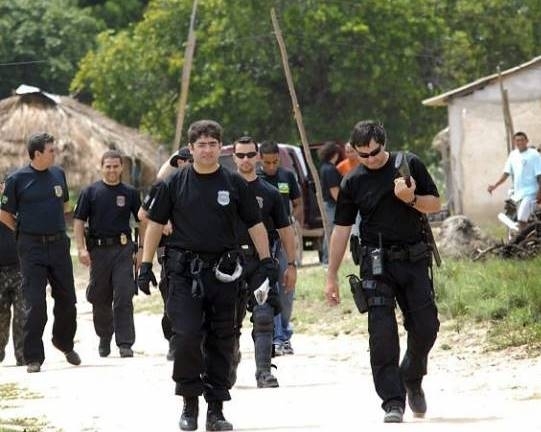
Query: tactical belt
87,233,131,248
19,232,65,243
361,242,429,262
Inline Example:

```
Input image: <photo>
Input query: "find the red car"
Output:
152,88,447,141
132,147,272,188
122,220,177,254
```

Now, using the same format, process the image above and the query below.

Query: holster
347,274,368,314
349,234,361,265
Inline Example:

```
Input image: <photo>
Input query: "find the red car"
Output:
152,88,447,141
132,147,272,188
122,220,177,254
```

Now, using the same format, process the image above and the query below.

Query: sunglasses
235,151,258,159
357,145,382,159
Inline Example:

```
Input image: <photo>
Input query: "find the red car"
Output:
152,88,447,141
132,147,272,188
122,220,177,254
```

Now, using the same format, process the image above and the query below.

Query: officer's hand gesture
283,265,297,293
137,262,157,295
259,257,279,287
394,176,416,205
78,249,91,267
325,272,340,306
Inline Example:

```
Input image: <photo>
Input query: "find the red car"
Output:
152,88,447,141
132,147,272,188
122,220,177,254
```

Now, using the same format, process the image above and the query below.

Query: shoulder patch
278,182,290,194
1,195,7,205
54,185,63,198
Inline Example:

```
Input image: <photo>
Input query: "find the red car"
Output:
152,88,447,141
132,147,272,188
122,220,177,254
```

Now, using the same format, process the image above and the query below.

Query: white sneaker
273,343,284,357
282,340,294,355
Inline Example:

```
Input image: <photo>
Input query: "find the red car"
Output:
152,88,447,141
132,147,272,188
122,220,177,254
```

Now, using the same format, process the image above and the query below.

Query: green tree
78,0,149,29
0,0,102,98
71,0,541,158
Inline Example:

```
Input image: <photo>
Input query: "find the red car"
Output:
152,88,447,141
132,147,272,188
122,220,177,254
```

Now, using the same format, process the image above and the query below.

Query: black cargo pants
165,249,239,402
86,243,136,347
17,233,77,365
360,247,439,411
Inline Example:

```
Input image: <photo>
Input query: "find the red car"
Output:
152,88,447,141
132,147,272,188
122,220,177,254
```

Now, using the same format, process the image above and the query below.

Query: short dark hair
27,132,54,159
350,120,386,148
233,136,258,153
317,142,341,163
259,140,279,155
101,149,123,166
514,131,528,140
188,120,223,144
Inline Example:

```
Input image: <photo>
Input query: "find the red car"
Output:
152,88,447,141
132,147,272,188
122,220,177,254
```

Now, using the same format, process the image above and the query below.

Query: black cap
170,147,193,167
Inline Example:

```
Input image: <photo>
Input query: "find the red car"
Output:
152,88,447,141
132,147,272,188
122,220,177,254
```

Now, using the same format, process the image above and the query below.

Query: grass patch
435,255,541,350
0,384,51,432
0,417,49,432
133,254,541,351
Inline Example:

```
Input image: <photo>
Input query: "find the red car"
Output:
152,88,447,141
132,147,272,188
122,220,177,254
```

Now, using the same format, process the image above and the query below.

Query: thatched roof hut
0,86,159,190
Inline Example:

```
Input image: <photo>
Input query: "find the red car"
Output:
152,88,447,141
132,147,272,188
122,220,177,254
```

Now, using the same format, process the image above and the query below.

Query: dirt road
1,285,540,431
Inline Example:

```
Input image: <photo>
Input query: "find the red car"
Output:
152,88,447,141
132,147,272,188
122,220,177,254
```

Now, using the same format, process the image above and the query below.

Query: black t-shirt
238,177,290,246
335,152,439,247
0,222,18,266
141,180,168,247
74,181,141,237
1,165,69,234
148,165,262,254
257,166,300,217
320,162,342,203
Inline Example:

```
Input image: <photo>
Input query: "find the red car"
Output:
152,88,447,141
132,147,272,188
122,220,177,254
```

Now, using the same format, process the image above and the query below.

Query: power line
0,60,48,67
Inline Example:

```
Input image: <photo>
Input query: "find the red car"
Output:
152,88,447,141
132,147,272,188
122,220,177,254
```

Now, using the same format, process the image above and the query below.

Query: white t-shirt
504,148,541,201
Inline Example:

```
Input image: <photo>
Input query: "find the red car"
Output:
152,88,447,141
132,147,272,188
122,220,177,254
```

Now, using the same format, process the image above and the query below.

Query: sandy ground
1,262,541,432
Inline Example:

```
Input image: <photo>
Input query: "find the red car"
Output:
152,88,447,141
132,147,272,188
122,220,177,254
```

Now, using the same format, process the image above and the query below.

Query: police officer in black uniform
325,120,441,423
138,120,277,431
258,140,302,356
231,136,297,388
0,175,24,366
73,150,142,358
137,146,192,360
0,132,81,373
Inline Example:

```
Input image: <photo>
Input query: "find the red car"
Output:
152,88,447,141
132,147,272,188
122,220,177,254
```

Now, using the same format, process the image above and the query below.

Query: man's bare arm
248,222,271,260
142,220,166,262
0,210,16,231
325,224,352,305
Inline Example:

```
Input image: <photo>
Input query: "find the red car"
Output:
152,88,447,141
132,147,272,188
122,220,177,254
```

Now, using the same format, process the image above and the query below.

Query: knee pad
252,304,274,334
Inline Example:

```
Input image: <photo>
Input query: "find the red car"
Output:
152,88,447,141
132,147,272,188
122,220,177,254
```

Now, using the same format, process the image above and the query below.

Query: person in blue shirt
488,131,541,231
0,132,81,373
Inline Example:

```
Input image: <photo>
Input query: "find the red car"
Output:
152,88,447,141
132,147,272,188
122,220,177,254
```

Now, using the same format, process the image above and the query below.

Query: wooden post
172,0,198,152
498,66,514,154
270,8,331,247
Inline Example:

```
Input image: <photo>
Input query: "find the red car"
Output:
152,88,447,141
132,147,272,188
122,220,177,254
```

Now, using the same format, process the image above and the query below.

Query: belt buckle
120,233,128,245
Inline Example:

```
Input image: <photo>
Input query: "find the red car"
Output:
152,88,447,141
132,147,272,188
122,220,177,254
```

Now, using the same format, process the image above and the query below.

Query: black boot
179,396,198,431
206,401,232,431
405,379,427,417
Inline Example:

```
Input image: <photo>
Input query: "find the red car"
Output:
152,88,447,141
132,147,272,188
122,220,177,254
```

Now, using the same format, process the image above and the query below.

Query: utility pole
172,0,198,152
270,8,331,246
498,66,514,154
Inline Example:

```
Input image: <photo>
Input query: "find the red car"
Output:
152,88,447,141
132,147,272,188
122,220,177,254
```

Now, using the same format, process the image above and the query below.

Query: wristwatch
287,261,297,268
407,195,417,207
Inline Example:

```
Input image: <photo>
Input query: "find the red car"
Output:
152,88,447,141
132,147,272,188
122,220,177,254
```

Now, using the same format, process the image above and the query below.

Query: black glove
137,262,157,295
259,257,279,287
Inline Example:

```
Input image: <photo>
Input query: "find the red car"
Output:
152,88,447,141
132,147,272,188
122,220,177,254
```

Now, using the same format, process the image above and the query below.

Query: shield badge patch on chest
256,196,264,208
54,185,63,198
217,190,230,206
116,195,126,207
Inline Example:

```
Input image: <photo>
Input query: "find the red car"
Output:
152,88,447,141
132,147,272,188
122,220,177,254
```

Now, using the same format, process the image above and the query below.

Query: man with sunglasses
325,120,441,423
231,136,297,389
138,120,276,431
